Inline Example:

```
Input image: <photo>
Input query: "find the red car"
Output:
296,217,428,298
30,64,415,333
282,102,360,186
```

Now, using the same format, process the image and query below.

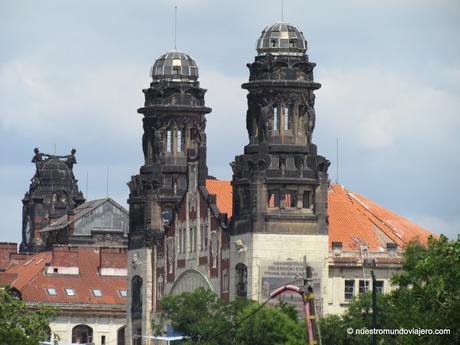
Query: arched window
72,324,93,344
131,275,143,320
235,263,248,298
117,326,126,345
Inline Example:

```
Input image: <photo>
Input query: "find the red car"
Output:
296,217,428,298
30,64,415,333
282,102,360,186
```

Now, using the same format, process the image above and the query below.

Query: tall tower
20,148,85,253
126,50,211,344
230,23,330,310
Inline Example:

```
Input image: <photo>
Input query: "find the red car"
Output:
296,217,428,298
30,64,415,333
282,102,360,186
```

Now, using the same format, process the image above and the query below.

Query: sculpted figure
65,149,77,169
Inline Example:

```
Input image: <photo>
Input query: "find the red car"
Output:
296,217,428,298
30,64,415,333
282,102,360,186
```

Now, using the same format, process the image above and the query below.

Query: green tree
0,288,57,345
158,288,305,345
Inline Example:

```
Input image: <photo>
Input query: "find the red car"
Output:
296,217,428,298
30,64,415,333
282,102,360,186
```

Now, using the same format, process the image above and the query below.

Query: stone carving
64,149,77,169
32,147,44,164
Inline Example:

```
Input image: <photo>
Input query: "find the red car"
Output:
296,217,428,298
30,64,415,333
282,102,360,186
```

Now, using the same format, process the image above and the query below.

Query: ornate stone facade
20,148,85,252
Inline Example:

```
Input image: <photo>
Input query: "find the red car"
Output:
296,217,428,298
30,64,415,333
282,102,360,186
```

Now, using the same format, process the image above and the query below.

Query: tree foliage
158,287,306,345
320,235,460,345
0,288,57,345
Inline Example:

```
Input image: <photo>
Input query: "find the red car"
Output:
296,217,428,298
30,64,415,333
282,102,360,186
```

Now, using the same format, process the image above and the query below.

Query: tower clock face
24,216,32,244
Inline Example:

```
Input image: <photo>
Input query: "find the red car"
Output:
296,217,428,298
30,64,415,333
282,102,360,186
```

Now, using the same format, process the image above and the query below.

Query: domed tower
20,148,85,253
127,50,211,343
230,23,330,307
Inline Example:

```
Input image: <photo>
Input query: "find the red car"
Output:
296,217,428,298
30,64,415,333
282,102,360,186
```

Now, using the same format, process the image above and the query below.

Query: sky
0,0,459,243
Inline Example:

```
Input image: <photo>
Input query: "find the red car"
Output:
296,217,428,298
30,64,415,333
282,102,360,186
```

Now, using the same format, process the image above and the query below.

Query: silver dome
151,50,199,82
256,22,307,56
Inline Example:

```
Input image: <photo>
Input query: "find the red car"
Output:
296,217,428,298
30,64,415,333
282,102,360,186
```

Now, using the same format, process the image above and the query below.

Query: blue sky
1,0,459,242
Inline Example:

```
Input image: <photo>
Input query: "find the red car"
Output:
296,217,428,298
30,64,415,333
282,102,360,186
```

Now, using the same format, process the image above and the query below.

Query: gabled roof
2,247,127,309
205,179,433,251
41,198,128,233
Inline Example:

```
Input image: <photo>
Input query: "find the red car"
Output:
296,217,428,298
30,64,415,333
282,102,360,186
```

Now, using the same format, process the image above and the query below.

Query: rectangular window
119,289,128,297
285,191,297,208
359,280,370,294
65,288,76,296
344,280,354,300
268,191,280,208
273,106,279,131
200,225,208,251
101,335,106,345
177,129,184,152
166,129,172,153
375,281,384,293
281,105,292,131
303,191,310,208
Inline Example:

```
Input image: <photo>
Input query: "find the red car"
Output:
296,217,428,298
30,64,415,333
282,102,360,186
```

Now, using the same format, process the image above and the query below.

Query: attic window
119,289,128,297
65,288,76,296
46,288,57,296
92,289,102,297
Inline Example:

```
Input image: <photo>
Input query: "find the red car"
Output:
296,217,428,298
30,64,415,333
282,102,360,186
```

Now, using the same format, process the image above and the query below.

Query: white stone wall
229,233,329,309
126,248,154,345
325,265,402,315
50,313,125,345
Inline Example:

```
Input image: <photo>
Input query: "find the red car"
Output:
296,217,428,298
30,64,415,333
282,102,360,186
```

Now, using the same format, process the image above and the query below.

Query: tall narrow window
235,263,248,298
359,280,370,294
166,129,172,153
284,105,292,130
344,280,355,300
285,191,297,208
268,191,280,208
273,106,279,131
177,129,184,152
303,191,310,209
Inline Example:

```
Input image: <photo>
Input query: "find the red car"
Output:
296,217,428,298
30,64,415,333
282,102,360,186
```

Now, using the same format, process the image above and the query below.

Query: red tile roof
2,247,127,309
205,180,432,251
206,179,233,217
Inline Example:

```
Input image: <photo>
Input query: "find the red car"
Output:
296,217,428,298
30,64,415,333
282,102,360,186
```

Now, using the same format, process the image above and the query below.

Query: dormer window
65,288,76,296
92,289,102,297
46,288,57,296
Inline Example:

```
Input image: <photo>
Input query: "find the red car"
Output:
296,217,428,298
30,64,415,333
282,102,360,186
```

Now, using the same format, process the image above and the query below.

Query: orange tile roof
205,179,233,217
204,180,432,251
2,247,127,308
328,184,432,251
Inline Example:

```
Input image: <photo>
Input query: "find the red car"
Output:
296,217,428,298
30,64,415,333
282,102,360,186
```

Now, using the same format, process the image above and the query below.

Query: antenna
106,167,109,198
281,0,284,22
53,144,56,155
336,137,339,184
174,4,178,49
85,171,89,199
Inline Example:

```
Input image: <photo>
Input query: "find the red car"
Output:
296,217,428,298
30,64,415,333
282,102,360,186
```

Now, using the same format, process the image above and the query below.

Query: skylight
92,289,102,297
119,290,128,297
46,288,57,296
65,288,76,296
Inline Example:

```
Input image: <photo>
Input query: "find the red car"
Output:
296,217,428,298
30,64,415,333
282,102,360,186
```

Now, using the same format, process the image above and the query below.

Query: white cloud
316,66,460,152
